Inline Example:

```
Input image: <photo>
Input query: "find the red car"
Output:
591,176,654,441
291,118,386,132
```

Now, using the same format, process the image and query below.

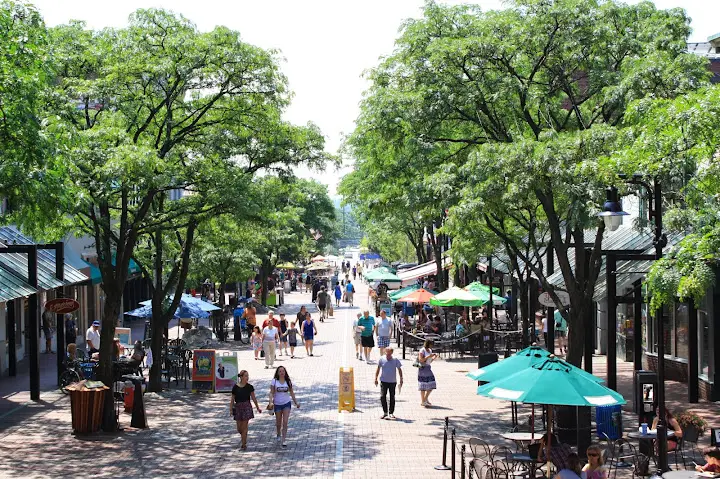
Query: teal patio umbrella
477,356,626,474
467,346,604,383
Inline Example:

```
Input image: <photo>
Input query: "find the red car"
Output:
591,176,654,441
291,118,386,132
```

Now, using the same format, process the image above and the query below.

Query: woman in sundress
417,339,438,407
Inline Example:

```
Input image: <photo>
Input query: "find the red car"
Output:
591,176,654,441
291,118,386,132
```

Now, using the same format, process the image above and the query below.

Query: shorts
274,401,292,412
378,336,390,348
361,335,375,348
353,333,361,345
289,341,298,347
318,304,326,311
346,292,354,303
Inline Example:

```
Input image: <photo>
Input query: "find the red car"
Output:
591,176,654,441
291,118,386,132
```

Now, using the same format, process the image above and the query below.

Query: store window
674,303,689,360
698,293,712,378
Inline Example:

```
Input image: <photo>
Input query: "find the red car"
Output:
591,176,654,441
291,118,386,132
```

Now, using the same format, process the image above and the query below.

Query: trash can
284,280,291,294
68,380,109,434
596,404,623,440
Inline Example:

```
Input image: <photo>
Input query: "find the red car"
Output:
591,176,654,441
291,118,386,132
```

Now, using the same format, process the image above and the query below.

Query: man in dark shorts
358,310,376,364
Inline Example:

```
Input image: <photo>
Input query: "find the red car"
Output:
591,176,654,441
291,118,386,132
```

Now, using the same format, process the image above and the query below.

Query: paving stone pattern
0,282,718,478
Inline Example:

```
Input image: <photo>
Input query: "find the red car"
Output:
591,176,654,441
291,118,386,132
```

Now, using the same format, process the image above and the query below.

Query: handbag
260,349,265,358
413,356,422,368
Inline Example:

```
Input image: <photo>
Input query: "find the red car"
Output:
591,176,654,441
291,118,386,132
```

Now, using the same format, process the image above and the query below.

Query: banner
215,353,239,393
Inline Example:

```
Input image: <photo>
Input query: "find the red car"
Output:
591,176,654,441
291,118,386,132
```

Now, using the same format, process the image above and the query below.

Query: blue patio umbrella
140,293,220,312
125,303,211,319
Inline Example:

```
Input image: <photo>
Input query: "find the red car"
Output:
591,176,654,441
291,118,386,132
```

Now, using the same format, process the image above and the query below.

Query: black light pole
601,177,668,472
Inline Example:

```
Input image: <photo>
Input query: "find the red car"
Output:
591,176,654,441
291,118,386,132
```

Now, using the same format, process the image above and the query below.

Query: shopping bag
328,304,334,317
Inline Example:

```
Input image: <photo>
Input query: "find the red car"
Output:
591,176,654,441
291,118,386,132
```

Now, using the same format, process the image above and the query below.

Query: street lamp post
599,176,669,472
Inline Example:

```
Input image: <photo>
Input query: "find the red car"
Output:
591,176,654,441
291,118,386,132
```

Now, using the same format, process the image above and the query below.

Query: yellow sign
338,367,355,412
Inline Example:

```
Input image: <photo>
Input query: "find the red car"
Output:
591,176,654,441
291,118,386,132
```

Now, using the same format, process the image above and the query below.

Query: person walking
230,370,262,451
317,287,329,322
284,321,300,358
262,320,279,369
251,326,262,360
334,283,342,307
278,313,289,356
301,313,318,356
86,320,101,355
358,310,376,364
376,310,392,357
353,313,363,361
345,280,355,307
42,309,54,354
269,366,300,448
352,265,357,280
417,339,438,407
64,313,77,349
375,347,403,420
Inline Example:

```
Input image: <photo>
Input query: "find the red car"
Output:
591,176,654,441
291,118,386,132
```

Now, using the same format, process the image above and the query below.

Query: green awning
88,257,141,285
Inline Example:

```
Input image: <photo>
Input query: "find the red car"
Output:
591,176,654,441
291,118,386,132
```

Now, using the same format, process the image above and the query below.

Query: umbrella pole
546,406,553,477
531,404,535,437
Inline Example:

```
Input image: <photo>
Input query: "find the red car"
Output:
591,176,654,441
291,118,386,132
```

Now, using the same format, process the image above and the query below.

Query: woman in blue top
334,284,342,307
301,312,318,357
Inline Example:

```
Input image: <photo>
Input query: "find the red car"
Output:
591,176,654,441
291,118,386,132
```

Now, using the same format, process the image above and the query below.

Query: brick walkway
0,282,717,478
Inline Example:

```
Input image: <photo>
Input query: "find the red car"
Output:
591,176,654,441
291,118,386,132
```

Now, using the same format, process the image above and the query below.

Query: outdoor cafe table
501,432,545,443
627,430,676,458
663,471,709,479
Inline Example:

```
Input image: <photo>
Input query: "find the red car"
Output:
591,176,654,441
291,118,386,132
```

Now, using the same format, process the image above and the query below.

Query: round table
501,432,545,442
662,471,702,479
627,431,675,439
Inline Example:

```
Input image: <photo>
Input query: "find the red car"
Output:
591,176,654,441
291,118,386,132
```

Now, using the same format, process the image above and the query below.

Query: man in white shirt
86,320,101,354
376,310,393,356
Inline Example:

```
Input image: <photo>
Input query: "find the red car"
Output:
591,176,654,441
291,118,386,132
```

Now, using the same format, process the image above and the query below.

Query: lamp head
597,186,629,231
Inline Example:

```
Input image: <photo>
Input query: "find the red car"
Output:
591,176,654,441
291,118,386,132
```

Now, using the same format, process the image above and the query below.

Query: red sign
44,298,80,314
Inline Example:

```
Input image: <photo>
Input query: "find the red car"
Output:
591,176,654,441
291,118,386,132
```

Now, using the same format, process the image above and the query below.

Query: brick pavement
0,282,718,478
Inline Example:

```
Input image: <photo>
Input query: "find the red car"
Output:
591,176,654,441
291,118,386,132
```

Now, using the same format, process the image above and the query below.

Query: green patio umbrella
465,282,501,295
477,356,625,474
429,286,487,307
364,268,401,282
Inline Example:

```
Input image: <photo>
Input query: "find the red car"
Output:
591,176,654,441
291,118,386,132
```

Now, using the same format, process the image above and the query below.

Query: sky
30,0,720,197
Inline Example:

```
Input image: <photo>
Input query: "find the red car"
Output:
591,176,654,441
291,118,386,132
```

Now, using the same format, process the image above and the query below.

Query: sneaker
265,366,269,369
310,353,314,356
381,413,388,420
388,414,396,420
276,435,282,442
282,441,287,448
366,360,371,364
291,355,294,359
355,352,359,359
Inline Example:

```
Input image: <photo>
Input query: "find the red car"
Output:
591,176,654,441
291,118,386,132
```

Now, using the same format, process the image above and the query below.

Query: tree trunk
428,223,446,291
518,277,530,346
99,288,122,432
260,258,270,306
147,316,167,392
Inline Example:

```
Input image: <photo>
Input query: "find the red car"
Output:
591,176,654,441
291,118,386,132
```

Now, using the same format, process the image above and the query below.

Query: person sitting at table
429,316,442,334
128,341,145,370
553,452,582,479
417,310,429,331
112,337,122,361
581,444,607,479
537,433,574,472
400,313,412,332
651,406,683,451
455,318,468,337
696,447,720,473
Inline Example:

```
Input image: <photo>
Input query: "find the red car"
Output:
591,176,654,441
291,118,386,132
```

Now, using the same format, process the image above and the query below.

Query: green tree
613,86,720,310
349,0,708,365
0,2,49,215
30,9,301,424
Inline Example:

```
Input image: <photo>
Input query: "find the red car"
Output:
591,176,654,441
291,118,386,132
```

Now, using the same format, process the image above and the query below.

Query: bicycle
60,358,98,394
233,318,250,344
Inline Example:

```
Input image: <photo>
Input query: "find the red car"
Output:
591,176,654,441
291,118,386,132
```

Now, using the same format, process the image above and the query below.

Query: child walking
251,326,262,360
284,321,300,358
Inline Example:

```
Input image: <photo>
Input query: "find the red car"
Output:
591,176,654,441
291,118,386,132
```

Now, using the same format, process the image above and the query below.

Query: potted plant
675,410,708,439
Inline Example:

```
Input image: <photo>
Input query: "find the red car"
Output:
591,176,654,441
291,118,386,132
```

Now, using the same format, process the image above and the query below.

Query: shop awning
396,258,452,286
87,257,141,285
0,226,89,302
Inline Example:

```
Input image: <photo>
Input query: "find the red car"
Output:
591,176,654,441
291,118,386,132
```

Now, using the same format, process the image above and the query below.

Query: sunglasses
587,453,599,457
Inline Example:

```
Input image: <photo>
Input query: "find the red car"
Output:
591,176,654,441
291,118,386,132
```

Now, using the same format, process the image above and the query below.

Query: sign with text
338,367,355,412
214,353,239,393
44,298,80,314
538,291,570,308
192,349,216,393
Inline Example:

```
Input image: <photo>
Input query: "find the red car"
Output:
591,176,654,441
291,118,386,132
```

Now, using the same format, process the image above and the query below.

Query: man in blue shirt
345,280,355,307
358,310,376,363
